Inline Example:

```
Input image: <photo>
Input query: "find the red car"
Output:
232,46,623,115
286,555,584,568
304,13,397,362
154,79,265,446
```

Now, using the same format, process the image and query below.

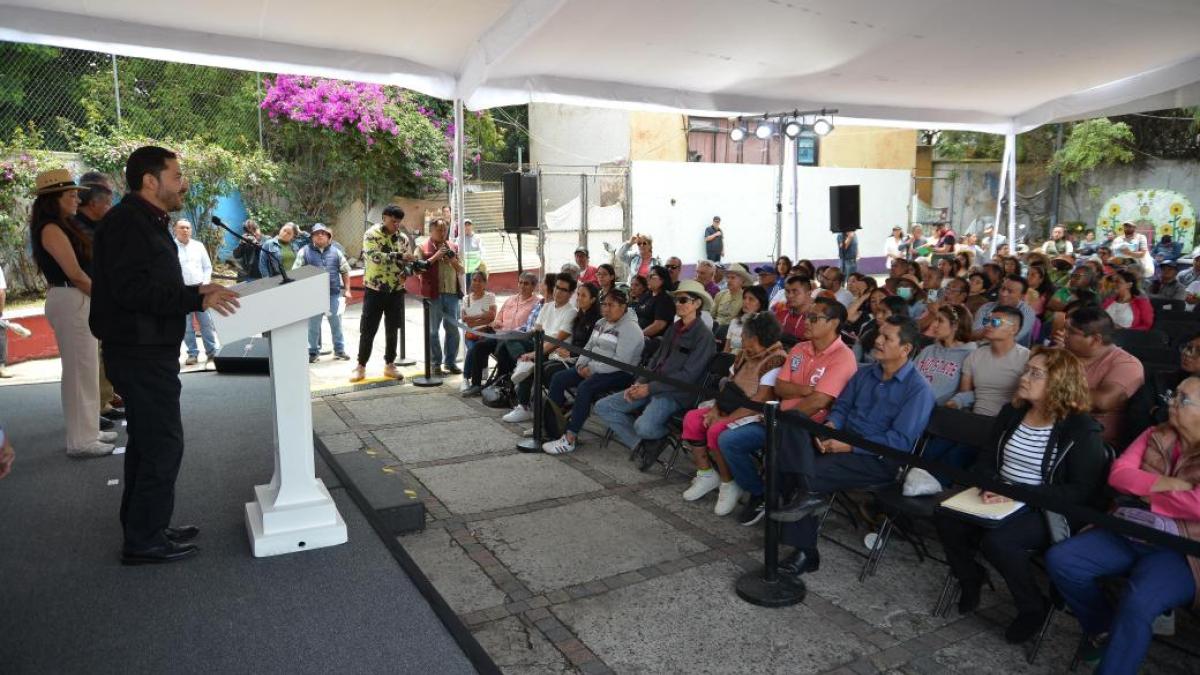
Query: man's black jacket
89,194,203,359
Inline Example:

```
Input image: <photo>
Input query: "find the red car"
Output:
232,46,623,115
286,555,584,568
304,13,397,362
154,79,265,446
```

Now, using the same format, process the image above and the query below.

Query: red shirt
579,265,598,284
773,304,808,340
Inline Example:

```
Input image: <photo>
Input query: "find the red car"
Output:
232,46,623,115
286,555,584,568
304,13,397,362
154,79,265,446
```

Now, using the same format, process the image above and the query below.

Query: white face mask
897,287,914,300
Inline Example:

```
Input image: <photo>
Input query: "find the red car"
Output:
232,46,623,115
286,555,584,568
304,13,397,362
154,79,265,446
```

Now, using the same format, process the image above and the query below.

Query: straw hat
33,168,84,196
672,279,714,312
724,263,754,285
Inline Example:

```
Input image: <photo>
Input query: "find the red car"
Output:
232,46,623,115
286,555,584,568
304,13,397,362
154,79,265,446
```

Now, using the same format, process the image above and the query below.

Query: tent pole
1006,132,1017,255
454,99,465,271
990,136,1012,257
791,137,799,258
775,132,784,260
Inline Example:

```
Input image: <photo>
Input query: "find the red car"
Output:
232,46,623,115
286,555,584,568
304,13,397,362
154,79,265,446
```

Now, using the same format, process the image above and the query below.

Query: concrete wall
629,160,911,271
629,111,687,162
931,158,1200,240
817,126,917,171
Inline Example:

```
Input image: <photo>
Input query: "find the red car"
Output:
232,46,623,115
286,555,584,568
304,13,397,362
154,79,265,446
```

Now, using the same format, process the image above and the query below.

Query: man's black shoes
738,495,766,526
103,407,126,420
769,493,829,522
99,416,115,431
778,548,820,577
121,541,198,566
164,525,200,543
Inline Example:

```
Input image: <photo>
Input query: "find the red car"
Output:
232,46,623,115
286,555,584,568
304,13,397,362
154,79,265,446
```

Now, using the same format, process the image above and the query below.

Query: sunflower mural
1097,189,1196,250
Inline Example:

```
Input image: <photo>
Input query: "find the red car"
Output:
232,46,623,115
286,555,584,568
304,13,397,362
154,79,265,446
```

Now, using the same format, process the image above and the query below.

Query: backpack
481,375,516,409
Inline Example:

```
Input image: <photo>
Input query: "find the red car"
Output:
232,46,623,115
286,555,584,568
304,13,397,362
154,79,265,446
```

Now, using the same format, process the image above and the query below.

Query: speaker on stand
829,185,861,233
503,171,539,275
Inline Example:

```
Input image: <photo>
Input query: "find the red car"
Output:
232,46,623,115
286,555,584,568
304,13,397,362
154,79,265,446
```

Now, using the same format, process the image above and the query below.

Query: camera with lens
399,258,431,276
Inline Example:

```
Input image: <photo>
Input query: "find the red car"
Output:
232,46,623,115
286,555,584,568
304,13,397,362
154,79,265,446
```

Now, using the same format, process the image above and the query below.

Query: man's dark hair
743,310,783,347
125,145,177,191
884,316,921,359
968,271,988,289
1069,306,1115,345
982,263,1003,284
880,295,910,319
946,277,969,295
813,296,847,327
1003,273,1029,294
382,204,405,220
555,272,578,293
991,304,1025,330
825,268,844,284
785,274,813,288
78,171,112,207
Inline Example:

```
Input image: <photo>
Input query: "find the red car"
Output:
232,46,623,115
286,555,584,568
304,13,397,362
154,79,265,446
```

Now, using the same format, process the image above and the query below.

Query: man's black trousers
358,288,405,366
104,353,184,551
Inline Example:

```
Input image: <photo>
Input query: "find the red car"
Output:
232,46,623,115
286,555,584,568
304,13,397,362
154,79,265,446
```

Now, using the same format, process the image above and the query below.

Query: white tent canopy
3,0,1199,133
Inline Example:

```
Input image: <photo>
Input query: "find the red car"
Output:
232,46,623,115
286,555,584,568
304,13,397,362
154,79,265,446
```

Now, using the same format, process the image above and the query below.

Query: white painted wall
630,160,912,266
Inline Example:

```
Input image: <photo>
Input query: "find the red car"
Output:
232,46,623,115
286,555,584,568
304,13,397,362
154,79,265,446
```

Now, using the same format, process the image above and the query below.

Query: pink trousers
681,406,732,450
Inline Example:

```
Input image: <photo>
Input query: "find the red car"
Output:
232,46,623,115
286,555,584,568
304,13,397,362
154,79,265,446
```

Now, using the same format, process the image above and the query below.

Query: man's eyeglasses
665,264,680,270
1164,390,1200,409
674,295,694,305
985,316,1013,329
1020,366,1048,380
803,313,828,323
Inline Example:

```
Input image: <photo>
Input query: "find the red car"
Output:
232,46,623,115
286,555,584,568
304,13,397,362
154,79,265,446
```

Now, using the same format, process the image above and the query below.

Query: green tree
1049,118,1136,185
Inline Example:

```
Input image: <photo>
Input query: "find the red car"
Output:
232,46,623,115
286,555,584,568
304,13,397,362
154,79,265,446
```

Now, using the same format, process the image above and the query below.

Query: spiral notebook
940,488,1025,521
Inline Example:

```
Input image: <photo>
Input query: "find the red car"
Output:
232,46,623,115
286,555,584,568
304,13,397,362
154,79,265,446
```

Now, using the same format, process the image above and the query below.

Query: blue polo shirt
828,361,935,457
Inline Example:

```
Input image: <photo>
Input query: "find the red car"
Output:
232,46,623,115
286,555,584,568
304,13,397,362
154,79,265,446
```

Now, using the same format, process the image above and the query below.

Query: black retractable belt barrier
516,329,546,452
534,333,1200,562
735,401,807,607
394,293,416,367
412,298,442,387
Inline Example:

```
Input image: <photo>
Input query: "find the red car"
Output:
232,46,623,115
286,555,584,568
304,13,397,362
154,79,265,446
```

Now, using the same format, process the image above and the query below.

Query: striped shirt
999,422,1054,485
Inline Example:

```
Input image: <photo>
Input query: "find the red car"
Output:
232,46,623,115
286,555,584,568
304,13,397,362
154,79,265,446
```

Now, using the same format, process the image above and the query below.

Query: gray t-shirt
915,342,978,405
952,343,1029,416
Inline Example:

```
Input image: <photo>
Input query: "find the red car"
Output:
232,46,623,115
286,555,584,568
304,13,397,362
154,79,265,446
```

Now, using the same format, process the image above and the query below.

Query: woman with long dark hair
594,263,618,300
724,285,770,354
638,265,676,338
31,169,114,457
1102,269,1154,330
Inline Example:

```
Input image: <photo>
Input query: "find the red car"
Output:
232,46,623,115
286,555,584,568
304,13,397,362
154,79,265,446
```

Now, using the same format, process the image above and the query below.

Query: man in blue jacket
769,316,935,580
293,223,352,362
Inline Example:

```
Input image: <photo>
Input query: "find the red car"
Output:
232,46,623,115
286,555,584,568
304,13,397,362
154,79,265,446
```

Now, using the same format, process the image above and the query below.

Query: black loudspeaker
213,337,270,375
829,185,861,232
502,171,539,233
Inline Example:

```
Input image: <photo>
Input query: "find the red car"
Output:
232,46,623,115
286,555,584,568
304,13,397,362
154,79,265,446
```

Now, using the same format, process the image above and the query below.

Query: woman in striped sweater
934,347,1109,645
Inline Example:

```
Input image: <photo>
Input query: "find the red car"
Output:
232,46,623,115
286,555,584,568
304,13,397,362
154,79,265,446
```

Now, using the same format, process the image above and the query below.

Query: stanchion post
735,401,806,607
394,291,416,367
516,329,546,452
412,297,442,388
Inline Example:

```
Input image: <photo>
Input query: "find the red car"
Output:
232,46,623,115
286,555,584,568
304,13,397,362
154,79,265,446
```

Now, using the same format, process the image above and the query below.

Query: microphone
211,216,291,284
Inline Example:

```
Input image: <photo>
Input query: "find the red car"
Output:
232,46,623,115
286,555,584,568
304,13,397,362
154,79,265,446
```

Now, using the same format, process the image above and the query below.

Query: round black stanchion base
515,438,543,453
735,568,807,607
393,358,417,367
411,376,443,388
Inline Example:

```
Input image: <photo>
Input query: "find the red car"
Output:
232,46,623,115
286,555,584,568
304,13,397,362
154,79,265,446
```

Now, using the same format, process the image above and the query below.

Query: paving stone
566,443,660,486
411,453,603,515
638,483,760,547
374,417,522,463
396,528,506,614
316,431,365,455
929,607,1081,674
553,560,872,674
343,393,477,426
312,400,348,434
471,616,576,675
473,496,707,593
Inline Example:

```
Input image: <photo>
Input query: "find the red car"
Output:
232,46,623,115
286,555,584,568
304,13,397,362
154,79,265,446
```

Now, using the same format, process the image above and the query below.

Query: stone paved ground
317,382,1199,675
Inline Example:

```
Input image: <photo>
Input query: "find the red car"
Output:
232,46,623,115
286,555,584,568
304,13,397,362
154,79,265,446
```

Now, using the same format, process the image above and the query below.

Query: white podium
209,265,348,557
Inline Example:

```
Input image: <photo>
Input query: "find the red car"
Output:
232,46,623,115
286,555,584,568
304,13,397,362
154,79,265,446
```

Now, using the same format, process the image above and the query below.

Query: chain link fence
1,40,263,151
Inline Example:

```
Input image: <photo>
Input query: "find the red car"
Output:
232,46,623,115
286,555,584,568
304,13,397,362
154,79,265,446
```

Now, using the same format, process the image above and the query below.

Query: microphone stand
211,217,292,284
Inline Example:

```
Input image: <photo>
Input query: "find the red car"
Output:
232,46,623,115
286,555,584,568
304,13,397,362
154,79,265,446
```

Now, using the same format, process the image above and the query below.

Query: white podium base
244,479,348,558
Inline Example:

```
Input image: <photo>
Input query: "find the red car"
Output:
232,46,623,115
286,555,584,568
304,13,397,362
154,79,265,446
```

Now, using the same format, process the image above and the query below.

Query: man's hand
200,284,240,316
0,435,13,480
980,490,1012,504
703,407,720,427
624,383,650,402
577,365,592,379
343,290,353,300
519,352,535,362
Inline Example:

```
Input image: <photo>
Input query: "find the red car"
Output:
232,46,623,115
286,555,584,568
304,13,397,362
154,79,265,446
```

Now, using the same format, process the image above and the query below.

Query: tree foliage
1049,118,1136,185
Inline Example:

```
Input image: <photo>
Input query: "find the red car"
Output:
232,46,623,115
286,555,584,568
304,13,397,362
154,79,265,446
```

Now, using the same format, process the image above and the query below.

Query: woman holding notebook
934,347,1108,645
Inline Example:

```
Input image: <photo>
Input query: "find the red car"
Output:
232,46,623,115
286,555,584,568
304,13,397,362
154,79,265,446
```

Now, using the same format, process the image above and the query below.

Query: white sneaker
714,481,744,516
502,406,533,423
543,435,576,455
682,470,721,501
68,441,114,458
98,430,119,443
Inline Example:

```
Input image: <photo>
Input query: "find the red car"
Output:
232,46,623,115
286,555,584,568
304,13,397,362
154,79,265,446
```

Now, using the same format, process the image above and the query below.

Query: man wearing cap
174,220,219,366
1149,261,1187,304
755,265,782,307
355,204,413,382
462,218,485,288
712,263,750,328
704,216,723,262
294,224,352,363
574,247,597,284
91,146,240,564
595,280,715,459
72,171,124,424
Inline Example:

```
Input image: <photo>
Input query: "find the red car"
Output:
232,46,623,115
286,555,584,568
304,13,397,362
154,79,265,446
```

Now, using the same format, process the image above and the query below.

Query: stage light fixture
783,119,803,138
729,117,747,142
812,117,834,136
754,123,773,140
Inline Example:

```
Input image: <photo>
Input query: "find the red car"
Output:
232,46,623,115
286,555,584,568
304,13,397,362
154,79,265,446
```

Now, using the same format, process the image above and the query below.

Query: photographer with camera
418,218,465,376
353,205,418,382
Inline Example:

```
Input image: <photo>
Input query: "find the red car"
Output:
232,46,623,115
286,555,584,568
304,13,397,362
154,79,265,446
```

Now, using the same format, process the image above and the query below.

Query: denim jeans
308,293,346,356
1046,528,1195,675
594,391,680,449
548,369,634,436
718,422,767,496
426,293,462,367
183,310,218,358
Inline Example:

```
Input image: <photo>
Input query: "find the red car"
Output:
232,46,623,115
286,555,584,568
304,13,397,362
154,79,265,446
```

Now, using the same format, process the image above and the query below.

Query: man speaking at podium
90,146,240,565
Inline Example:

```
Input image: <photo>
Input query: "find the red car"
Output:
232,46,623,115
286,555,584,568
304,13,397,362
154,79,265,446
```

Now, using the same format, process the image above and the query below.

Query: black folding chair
1152,308,1198,324
1156,320,1199,348
641,351,736,477
860,407,995,582
1113,328,1169,350
1126,344,1181,369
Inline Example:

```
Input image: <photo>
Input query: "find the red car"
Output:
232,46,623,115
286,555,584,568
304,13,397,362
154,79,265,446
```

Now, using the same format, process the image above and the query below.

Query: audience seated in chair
1061,307,1146,446
1047,375,1200,674
724,285,770,355
768,317,935,584
461,272,540,395
772,274,814,341
972,274,1037,346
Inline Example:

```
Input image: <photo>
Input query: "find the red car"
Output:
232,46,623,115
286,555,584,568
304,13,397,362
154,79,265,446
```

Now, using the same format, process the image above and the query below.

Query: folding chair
1113,328,1169,350
859,407,994,582
1156,320,1199,348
